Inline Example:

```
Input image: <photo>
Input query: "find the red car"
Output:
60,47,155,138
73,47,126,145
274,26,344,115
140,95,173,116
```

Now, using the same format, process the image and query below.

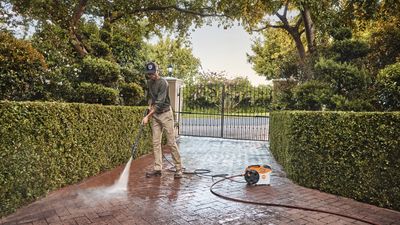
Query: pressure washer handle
131,109,150,157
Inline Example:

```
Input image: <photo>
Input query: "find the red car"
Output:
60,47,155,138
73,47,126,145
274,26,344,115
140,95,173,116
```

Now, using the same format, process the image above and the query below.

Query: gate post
165,77,184,135
220,84,225,138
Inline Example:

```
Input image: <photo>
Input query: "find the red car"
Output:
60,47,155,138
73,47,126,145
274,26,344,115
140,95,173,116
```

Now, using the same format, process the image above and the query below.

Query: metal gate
177,83,271,141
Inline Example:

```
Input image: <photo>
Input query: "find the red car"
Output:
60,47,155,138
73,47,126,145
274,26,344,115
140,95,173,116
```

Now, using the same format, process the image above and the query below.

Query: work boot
174,170,183,179
146,170,161,178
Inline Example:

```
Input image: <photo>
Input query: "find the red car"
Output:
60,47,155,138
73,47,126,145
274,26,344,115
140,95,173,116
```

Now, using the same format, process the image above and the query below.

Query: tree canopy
1,0,399,111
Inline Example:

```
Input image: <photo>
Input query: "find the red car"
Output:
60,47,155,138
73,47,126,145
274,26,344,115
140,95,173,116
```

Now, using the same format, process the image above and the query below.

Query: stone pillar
165,77,184,135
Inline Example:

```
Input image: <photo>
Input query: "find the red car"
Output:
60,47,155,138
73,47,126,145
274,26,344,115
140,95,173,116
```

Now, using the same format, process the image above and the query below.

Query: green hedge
0,101,152,217
270,111,400,210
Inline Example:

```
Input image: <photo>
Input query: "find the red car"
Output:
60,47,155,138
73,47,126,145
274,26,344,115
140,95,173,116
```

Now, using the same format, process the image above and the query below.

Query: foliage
194,70,228,85
0,31,47,101
40,64,81,102
4,0,223,57
2,0,221,106
293,80,333,110
329,27,352,41
183,76,272,113
271,79,297,110
76,82,119,105
88,38,111,58
314,58,368,99
147,37,201,84
31,20,148,105
376,62,400,111
337,0,400,27
110,22,148,68
119,82,144,106
366,19,400,72
253,85,272,107
31,22,79,69
237,0,400,111
331,39,369,62
270,111,400,211
330,95,375,112
249,29,299,80
120,66,146,87
80,56,121,87
0,101,152,217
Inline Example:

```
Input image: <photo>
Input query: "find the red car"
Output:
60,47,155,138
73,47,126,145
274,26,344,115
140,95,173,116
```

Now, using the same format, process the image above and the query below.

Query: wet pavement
1,136,400,225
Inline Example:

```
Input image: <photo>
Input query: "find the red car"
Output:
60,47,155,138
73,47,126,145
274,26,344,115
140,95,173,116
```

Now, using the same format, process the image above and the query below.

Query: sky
189,23,271,86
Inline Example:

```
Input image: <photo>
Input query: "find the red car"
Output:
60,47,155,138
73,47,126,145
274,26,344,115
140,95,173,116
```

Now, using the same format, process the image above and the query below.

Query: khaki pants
151,109,182,171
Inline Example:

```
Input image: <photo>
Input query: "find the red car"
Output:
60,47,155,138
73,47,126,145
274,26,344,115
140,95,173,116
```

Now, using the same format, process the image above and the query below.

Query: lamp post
167,64,173,77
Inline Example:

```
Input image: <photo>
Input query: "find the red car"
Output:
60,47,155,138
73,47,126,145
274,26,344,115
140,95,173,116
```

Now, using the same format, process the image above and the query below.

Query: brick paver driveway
2,136,400,225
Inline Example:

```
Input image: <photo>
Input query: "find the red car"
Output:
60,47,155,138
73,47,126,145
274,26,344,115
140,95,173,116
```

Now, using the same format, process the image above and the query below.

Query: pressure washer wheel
244,169,259,185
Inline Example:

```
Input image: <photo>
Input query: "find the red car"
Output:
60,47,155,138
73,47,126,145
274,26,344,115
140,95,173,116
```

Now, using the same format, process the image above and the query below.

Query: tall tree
147,37,201,84
216,0,322,80
5,0,225,57
218,1,316,60
248,28,298,80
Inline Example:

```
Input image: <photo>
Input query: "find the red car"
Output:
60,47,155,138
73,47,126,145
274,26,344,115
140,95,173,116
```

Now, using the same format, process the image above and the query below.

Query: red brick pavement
1,136,400,225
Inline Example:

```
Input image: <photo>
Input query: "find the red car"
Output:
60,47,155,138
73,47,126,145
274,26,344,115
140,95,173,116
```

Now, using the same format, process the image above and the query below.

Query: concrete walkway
1,136,400,225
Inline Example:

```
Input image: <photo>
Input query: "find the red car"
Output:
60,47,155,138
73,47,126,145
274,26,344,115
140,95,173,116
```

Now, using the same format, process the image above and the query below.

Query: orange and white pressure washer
244,165,272,185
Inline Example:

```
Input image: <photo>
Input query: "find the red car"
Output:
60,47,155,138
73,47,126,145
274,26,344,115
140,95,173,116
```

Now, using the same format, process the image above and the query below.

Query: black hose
162,152,375,224
210,175,379,225
158,137,378,225
162,154,212,175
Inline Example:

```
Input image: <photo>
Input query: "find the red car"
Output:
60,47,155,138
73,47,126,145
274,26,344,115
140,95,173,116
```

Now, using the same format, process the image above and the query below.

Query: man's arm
142,104,155,125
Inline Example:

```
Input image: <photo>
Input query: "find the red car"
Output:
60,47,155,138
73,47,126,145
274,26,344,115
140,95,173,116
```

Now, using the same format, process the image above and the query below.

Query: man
142,62,183,179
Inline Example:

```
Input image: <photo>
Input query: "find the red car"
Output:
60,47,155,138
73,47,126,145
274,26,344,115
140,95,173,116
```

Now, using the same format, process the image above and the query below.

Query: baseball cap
145,62,158,74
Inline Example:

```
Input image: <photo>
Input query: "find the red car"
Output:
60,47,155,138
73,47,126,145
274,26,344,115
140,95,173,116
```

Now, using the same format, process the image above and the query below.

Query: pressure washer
244,164,272,185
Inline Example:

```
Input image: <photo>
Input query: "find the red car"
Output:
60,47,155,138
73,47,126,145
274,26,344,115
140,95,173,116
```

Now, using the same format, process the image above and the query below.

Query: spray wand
131,109,149,157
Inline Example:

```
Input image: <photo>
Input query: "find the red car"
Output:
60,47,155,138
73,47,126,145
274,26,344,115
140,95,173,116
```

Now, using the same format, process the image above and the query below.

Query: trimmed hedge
270,111,400,210
0,101,152,217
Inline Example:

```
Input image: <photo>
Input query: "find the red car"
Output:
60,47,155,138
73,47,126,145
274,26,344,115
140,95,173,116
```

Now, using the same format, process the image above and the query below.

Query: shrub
330,27,352,41
271,79,297,110
41,64,81,102
0,101,152,217
119,82,144,106
99,29,112,43
80,56,121,87
331,95,375,111
376,62,400,111
121,67,146,86
270,111,400,211
368,21,400,70
77,82,119,105
89,38,111,57
315,58,367,99
332,39,369,62
0,32,47,101
293,80,334,110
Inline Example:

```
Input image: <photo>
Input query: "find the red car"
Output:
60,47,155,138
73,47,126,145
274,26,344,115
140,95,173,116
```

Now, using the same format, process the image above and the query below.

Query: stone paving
1,136,400,225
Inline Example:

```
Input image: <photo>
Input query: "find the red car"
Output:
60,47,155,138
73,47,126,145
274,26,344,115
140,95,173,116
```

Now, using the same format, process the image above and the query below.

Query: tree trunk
275,11,310,81
68,0,89,58
69,28,88,57
287,28,306,63
301,5,316,54
291,30,311,81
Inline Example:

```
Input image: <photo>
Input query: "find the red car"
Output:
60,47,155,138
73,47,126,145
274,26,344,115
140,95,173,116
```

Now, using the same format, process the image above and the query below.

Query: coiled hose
210,175,379,225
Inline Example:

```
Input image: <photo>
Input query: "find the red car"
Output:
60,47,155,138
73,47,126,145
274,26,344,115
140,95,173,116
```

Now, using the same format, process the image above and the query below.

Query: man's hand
142,105,155,125
142,116,149,125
